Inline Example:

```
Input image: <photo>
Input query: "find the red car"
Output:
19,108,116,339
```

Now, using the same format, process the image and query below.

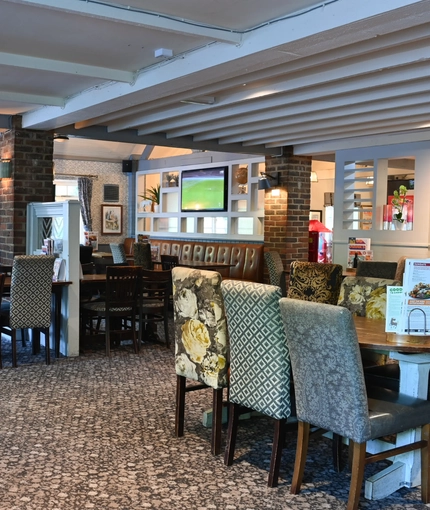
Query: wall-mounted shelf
136,157,265,240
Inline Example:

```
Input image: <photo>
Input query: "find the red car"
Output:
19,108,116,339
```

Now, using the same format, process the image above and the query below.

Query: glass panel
237,217,254,235
203,217,228,234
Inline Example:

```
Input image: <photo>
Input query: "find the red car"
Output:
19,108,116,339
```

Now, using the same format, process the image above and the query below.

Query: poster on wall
101,205,122,235
84,231,98,251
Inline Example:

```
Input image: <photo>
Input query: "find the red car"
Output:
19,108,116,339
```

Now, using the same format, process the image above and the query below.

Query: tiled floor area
0,327,428,509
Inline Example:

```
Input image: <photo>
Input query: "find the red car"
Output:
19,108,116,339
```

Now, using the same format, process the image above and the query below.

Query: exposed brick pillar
0,116,54,265
263,147,312,283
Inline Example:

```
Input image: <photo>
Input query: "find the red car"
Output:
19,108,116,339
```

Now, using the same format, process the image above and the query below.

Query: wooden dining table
354,316,430,500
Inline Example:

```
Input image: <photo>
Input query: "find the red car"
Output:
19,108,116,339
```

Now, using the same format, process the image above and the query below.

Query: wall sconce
0,159,11,178
258,172,280,190
310,171,318,182
53,134,69,142
271,188,281,197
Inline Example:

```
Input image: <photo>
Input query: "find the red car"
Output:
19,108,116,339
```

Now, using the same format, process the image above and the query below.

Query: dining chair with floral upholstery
0,255,56,367
287,261,343,304
221,279,291,487
172,266,229,456
279,297,430,510
338,275,402,390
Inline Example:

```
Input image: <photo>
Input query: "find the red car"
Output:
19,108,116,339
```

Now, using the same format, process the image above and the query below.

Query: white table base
364,351,430,500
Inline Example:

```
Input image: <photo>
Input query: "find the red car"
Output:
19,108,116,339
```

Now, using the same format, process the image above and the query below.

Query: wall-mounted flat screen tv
181,166,228,212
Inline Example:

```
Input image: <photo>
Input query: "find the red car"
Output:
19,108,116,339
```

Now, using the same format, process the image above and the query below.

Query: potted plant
391,184,410,230
139,184,160,212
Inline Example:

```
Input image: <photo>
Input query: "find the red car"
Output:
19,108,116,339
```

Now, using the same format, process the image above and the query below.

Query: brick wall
0,117,54,264
264,147,311,281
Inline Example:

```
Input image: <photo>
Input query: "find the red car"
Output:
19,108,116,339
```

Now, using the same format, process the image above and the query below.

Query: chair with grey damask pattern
0,256,56,368
264,251,287,296
172,266,229,456
279,298,430,510
220,280,291,487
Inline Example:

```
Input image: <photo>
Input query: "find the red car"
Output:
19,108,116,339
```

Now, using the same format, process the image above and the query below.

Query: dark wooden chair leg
44,327,50,365
421,423,430,503
333,433,343,472
105,314,111,357
291,421,310,494
347,441,366,510
211,388,223,455
224,402,240,466
175,375,186,437
268,418,287,487
12,329,17,368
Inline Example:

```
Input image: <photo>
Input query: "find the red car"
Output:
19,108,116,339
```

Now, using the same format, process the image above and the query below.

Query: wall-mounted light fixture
258,172,280,190
271,188,281,197
310,171,318,182
0,159,11,178
53,134,69,142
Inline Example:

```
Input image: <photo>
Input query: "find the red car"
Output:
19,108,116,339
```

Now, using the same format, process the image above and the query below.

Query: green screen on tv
181,166,228,212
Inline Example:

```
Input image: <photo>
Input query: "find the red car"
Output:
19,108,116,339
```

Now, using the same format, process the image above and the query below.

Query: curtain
78,177,93,231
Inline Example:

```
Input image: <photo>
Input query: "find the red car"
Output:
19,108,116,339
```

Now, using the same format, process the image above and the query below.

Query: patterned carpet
0,323,428,509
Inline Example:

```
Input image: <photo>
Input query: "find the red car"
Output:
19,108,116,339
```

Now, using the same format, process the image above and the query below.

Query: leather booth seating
148,239,264,282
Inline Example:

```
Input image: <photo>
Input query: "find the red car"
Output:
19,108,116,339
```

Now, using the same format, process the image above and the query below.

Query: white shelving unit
136,157,266,240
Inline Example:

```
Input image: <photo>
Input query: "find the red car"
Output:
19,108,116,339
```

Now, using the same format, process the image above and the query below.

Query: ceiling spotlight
53,134,69,142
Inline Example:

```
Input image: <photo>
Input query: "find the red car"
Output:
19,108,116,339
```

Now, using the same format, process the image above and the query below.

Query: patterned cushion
133,242,152,269
279,298,371,443
287,261,343,304
221,280,291,420
172,267,229,389
264,251,284,287
81,302,132,313
110,243,127,264
10,255,56,329
337,276,400,319
356,261,397,279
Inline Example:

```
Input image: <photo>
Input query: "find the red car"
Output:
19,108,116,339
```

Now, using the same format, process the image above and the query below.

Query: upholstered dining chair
0,255,55,368
172,266,229,456
264,251,287,296
279,298,430,510
138,268,170,347
355,260,398,280
80,265,141,356
160,254,179,270
338,276,402,390
287,261,343,305
0,272,6,368
133,242,153,269
109,243,128,265
221,280,291,487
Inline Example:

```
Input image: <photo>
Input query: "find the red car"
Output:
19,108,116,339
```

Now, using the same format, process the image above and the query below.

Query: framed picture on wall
309,210,322,222
101,205,122,235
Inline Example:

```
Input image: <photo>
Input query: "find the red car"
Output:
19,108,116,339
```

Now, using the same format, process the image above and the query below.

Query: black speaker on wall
122,160,133,173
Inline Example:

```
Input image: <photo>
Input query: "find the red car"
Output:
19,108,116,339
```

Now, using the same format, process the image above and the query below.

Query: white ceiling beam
23,0,430,129
174,82,430,140
0,51,133,82
237,109,430,147
5,0,241,44
215,92,430,144
127,44,430,135
294,129,430,155
0,90,64,106
74,21,430,129
264,116,430,149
